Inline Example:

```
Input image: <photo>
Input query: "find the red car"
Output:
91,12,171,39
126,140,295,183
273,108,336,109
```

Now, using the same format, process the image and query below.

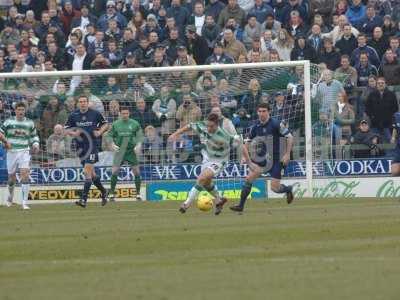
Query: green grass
1,199,400,300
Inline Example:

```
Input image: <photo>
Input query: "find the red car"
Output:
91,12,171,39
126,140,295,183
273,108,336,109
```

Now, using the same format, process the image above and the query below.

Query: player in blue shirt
65,95,109,208
230,102,294,212
391,112,400,177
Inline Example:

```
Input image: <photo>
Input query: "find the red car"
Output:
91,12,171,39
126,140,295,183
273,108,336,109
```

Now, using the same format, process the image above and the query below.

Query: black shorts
79,152,99,166
253,159,282,180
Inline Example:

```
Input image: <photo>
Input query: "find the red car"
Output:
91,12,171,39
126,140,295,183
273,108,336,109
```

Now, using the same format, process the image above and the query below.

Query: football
197,195,213,212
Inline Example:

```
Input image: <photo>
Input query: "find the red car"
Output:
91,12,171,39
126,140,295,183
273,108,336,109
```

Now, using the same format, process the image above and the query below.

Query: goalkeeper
108,106,144,201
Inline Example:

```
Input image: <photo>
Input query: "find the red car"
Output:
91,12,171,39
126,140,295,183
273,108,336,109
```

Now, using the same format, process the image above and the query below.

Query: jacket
222,38,247,62
218,4,246,28
332,102,355,137
345,3,367,28
335,34,358,56
365,89,398,129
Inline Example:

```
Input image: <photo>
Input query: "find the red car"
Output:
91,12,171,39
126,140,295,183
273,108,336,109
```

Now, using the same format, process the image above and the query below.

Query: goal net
0,61,333,203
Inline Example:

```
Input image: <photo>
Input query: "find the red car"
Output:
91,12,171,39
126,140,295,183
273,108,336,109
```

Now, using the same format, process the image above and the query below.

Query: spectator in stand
309,0,334,23
106,99,120,123
218,78,237,117
286,10,308,39
205,0,226,22
271,28,294,62
176,94,202,130
331,91,355,145
132,97,159,129
134,36,154,67
142,125,163,163
379,49,400,86
365,77,398,142
351,119,383,158
87,30,106,56
188,1,206,36
202,14,221,50
335,23,358,57
71,4,97,34
355,52,378,87
218,0,246,29
248,0,273,24
271,91,292,125
290,35,318,63
167,0,190,29
308,24,324,54
319,37,341,71
382,15,397,39
105,19,123,42
346,0,366,29
351,33,380,68
261,13,281,37
46,124,72,159
232,107,251,135
336,55,358,89
242,14,262,49
388,36,400,58
360,5,383,37
324,14,359,44
205,41,234,65
68,43,93,94
185,24,210,65
0,22,19,46
221,28,246,61
280,0,308,26
152,84,177,141
40,96,68,140
368,26,389,60
240,78,262,117
97,0,127,32
315,69,345,114
104,39,123,67
60,0,81,36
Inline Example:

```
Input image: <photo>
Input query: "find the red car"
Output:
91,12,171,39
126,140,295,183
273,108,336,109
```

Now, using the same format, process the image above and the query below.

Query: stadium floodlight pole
0,60,313,199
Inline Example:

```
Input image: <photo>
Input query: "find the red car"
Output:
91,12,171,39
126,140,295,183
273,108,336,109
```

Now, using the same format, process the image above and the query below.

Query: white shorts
7,150,31,174
201,152,227,176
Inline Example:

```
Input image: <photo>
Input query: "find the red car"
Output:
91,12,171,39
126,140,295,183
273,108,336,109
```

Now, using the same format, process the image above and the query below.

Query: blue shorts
253,159,282,180
393,148,400,164
79,151,99,166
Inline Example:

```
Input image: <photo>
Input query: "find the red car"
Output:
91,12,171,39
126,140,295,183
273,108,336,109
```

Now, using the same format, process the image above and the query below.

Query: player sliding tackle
0,102,39,210
230,102,294,213
168,113,242,215
108,106,143,201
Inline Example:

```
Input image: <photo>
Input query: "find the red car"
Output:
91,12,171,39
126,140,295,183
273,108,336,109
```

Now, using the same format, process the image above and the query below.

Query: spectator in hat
143,14,162,38
280,0,308,26
365,77,398,142
120,51,138,69
71,4,98,34
242,14,262,49
351,119,382,158
286,10,308,38
205,0,226,22
218,0,246,29
166,0,190,29
202,14,221,50
221,28,246,61
185,24,210,65
97,0,127,32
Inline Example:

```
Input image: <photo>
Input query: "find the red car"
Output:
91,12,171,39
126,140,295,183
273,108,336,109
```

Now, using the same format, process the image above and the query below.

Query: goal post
0,60,315,202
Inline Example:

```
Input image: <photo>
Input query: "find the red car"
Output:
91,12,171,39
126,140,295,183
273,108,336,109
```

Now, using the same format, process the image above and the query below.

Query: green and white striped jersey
0,117,39,151
189,121,241,160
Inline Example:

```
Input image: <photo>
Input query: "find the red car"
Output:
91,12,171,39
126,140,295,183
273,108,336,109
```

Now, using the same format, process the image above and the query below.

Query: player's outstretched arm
168,124,191,142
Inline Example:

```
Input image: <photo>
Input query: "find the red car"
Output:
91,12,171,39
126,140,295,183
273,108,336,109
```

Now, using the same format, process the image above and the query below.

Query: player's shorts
253,159,282,180
113,150,138,167
7,150,30,174
79,152,99,166
393,147,400,164
201,155,227,176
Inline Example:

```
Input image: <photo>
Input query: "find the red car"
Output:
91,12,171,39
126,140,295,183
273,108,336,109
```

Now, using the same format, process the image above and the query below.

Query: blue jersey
393,112,400,147
247,117,290,162
65,108,107,154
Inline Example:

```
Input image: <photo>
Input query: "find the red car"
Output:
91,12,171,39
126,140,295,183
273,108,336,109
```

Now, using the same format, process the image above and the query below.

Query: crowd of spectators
0,0,399,164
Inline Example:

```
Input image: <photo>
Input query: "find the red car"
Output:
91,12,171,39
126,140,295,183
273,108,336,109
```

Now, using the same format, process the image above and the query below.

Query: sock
239,181,253,208
21,182,29,206
92,176,106,195
134,176,141,194
206,184,220,202
110,174,118,193
184,184,203,207
82,179,92,201
274,184,291,194
8,180,15,201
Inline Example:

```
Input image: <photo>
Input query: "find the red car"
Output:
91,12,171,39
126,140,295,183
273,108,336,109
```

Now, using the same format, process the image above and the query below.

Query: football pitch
1,199,400,300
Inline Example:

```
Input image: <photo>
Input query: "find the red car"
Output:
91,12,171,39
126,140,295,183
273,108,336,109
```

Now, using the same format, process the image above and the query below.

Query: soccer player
230,102,294,212
108,106,144,201
0,102,39,210
65,95,108,207
168,113,242,215
391,112,400,177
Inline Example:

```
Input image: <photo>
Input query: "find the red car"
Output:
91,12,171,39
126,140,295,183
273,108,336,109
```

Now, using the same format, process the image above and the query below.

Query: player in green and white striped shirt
168,113,242,215
0,102,39,210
